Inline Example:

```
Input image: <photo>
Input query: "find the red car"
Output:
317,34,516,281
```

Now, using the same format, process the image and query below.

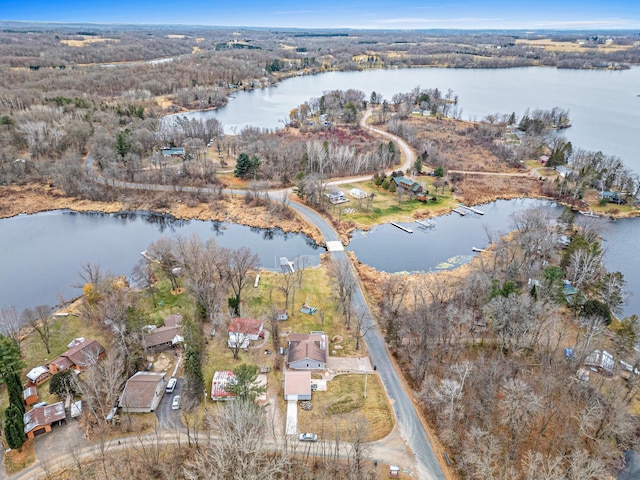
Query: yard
295,374,394,442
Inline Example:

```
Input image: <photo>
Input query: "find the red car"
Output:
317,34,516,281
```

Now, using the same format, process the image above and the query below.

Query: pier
279,257,295,273
391,222,413,233
451,208,466,216
459,204,485,215
415,219,436,228
472,247,486,252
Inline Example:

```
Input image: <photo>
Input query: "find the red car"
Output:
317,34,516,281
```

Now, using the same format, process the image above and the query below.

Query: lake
183,66,640,171
0,210,321,313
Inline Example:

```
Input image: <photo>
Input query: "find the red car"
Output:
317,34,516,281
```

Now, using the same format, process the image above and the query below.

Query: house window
306,363,309,367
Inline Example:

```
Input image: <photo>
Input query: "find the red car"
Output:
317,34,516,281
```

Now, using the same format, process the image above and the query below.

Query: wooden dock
279,257,295,273
459,204,485,215
451,208,466,216
472,247,486,252
415,219,435,228
391,222,413,233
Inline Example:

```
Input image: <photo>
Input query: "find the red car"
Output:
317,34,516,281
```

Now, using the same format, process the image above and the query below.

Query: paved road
82,111,446,479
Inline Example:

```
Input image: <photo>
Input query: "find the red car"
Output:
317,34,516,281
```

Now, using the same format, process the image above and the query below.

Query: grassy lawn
3,439,36,475
326,180,456,227
296,374,394,442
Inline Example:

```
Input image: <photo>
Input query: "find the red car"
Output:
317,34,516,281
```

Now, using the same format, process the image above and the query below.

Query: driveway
326,356,373,373
156,377,184,430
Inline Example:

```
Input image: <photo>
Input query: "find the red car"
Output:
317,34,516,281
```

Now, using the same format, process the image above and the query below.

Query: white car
166,378,177,393
171,395,181,410
299,432,317,442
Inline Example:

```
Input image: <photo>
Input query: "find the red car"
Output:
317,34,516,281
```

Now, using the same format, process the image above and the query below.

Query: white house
287,333,328,370
228,318,264,349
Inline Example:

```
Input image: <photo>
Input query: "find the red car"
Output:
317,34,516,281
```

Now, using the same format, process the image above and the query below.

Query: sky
1,0,640,30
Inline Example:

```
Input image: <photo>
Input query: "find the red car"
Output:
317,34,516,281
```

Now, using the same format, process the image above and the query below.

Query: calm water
183,67,640,170
5,67,640,319
348,199,561,273
0,210,321,312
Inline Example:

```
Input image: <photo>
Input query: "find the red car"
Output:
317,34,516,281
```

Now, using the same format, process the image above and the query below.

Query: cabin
284,371,312,401
211,370,236,401
48,338,106,374
143,325,183,352
24,402,66,439
287,333,328,370
228,318,264,349
26,366,50,386
118,372,167,413
585,350,615,376
392,176,427,201
325,190,348,205
599,190,626,204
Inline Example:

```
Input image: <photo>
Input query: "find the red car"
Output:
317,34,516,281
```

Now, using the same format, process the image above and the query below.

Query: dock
279,257,295,273
390,222,413,233
459,204,485,215
472,247,486,253
415,219,435,228
451,208,466,216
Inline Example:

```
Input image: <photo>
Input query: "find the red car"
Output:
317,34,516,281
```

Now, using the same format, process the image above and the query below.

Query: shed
276,310,289,321
349,188,368,199
284,371,312,401
23,387,39,406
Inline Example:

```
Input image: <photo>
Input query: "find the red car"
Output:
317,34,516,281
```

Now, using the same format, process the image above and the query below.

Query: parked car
310,383,318,391
299,432,317,442
172,395,181,410
166,378,177,393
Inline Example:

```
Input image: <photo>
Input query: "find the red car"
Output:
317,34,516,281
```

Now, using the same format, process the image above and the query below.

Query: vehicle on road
166,378,177,393
171,395,181,410
299,432,317,442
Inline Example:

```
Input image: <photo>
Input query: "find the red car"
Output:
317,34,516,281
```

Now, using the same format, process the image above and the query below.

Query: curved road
83,110,445,480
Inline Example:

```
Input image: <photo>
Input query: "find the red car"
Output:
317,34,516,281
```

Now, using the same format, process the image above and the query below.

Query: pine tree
4,404,25,450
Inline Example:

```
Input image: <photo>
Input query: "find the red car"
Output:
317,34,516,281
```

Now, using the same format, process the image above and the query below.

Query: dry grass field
60,36,118,47
515,38,634,53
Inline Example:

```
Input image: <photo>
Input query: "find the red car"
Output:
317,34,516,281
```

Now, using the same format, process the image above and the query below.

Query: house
24,402,66,439
211,370,236,401
349,188,368,199
325,190,348,205
48,338,106,374
228,318,264,349
118,372,167,413
287,333,328,370
599,190,626,204
160,147,185,158
300,303,318,315
23,386,39,406
284,371,311,401
276,310,289,321
392,176,427,201
26,366,50,386
585,350,615,376
143,325,184,352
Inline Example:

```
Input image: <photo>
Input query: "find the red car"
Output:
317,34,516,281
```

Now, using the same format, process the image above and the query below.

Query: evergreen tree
226,364,266,403
4,404,25,450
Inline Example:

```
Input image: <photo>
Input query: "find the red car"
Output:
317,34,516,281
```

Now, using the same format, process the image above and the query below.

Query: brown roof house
284,371,311,401
287,332,328,370
143,325,184,352
118,372,167,413
24,402,66,439
48,337,106,374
